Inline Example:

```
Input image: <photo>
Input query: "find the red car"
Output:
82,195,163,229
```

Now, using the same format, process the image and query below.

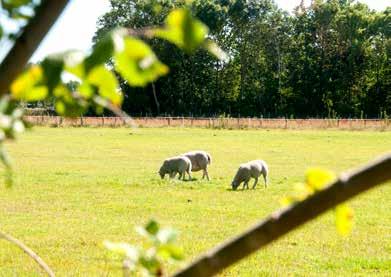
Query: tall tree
95,0,390,118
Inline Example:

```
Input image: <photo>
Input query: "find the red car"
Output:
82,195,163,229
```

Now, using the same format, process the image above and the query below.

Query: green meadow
0,127,390,276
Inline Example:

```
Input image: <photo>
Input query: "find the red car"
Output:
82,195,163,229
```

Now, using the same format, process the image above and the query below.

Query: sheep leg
263,174,268,188
202,169,210,181
252,177,258,189
187,170,192,181
205,169,210,181
243,181,249,190
169,172,176,179
178,172,183,180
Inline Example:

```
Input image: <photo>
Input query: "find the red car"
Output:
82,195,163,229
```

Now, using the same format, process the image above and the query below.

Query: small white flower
13,121,25,133
0,116,11,129
0,130,5,141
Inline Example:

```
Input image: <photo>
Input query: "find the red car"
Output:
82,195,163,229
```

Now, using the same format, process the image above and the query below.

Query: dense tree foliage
0,0,222,182
96,0,390,118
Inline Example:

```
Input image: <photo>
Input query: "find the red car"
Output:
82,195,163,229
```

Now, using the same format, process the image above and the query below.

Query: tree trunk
0,0,71,95
151,83,160,115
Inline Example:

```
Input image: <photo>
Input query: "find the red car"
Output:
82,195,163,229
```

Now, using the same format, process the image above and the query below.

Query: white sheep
231,160,268,190
159,156,192,181
182,150,212,180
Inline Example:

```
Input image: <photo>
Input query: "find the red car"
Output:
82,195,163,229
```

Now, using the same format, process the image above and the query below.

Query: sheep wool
159,156,192,181
182,150,212,180
231,160,268,190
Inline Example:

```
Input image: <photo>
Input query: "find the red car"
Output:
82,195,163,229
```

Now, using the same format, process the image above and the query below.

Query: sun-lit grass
0,127,390,276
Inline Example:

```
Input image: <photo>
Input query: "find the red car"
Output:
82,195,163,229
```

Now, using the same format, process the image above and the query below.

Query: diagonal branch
0,0,71,95
173,153,391,277
0,230,55,276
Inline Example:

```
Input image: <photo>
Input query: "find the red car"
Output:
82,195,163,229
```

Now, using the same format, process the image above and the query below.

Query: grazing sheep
182,150,212,180
159,156,192,181
231,160,268,190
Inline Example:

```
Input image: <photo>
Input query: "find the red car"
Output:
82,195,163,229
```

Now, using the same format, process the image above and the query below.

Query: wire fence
24,116,391,130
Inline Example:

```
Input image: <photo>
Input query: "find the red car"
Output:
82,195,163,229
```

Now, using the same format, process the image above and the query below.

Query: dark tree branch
0,0,71,95
173,153,391,277
0,230,55,276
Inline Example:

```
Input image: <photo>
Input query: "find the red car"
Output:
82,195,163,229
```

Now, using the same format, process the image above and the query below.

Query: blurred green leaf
279,196,296,207
105,219,183,276
145,220,160,236
66,62,85,80
85,29,125,73
12,120,25,133
94,104,104,115
104,240,139,261
54,100,66,115
0,97,9,113
139,256,161,275
1,0,31,10
0,25,3,40
336,204,353,236
156,228,177,244
61,51,86,79
42,51,80,93
158,244,184,261
154,8,208,53
0,116,12,130
10,65,48,101
11,108,23,119
283,168,354,236
87,66,122,106
77,82,94,99
9,9,32,20
305,168,336,191
53,85,87,117
114,37,168,87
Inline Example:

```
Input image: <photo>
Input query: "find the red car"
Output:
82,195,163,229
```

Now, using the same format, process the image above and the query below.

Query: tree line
95,0,390,118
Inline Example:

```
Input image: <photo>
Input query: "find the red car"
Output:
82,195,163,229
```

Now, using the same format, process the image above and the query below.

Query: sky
22,0,390,62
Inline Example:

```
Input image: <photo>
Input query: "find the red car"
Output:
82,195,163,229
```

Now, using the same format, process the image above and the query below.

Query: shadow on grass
226,187,266,191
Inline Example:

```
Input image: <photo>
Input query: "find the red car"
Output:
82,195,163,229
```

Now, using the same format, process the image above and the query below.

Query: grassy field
0,127,390,276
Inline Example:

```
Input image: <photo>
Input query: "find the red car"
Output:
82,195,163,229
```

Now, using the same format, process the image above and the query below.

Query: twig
126,27,156,39
92,96,138,128
173,153,391,277
0,0,71,95
0,229,55,276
